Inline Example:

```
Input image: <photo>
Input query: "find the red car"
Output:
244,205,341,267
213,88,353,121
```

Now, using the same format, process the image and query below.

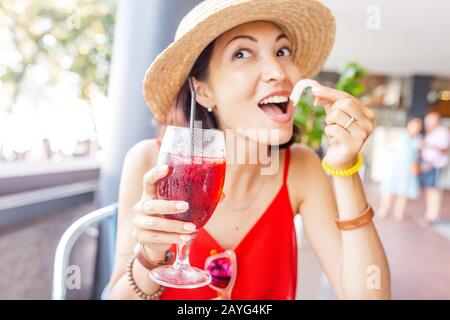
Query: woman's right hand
131,164,197,256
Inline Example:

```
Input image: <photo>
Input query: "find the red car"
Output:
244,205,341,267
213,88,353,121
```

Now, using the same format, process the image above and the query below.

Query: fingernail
158,165,168,173
183,223,196,232
180,235,191,241
175,202,189,210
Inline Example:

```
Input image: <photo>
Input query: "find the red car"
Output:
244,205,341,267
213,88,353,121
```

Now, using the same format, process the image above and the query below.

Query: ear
192,77,216,110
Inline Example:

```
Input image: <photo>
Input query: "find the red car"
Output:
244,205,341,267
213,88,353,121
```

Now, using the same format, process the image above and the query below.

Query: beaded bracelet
321,153,363,177
126,256,164,300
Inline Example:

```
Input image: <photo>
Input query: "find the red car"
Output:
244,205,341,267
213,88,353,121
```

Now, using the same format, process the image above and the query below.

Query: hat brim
144,0,335,122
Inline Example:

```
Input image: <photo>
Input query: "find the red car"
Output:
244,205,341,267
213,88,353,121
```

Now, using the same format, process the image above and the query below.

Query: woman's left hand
312,85,376,170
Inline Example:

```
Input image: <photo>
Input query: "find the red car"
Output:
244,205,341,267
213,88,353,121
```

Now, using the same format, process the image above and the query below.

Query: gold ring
344,116,355,129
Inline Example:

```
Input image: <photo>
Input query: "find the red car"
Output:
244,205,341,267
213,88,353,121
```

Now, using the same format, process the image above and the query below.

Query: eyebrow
226,33,288,47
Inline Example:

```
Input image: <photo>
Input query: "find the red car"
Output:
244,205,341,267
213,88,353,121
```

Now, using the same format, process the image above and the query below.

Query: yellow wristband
321,153,363,177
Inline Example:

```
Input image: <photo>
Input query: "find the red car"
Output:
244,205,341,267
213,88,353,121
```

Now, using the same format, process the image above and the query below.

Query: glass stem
222,290,232,300
173,233,196,271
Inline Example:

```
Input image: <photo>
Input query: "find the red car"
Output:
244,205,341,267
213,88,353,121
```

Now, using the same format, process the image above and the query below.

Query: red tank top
160,148,297,300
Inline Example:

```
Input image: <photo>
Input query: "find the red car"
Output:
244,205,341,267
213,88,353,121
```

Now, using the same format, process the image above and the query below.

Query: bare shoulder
108,139,160,291
288,143,323,179
118,138,160,201
123,139,160,172
286,143,324,212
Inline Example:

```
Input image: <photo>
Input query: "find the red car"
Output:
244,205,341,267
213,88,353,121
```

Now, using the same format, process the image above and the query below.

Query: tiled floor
0,202,97,299
306,181,450,300
373,218,450,299
432,222,450,241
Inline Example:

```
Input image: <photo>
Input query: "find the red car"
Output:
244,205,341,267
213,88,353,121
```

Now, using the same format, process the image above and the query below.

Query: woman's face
195,21,303,145
407,119,422,136
424,112,440,132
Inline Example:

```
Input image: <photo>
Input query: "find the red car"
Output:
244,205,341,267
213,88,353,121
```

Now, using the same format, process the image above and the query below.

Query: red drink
156,154,226,228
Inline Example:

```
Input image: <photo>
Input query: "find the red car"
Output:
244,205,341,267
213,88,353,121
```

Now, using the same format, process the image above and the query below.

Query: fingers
325,107,370,141
312,86,376,121
324,124,353,145
134,199,189,215
134,214,197,234
319,91,374,137
133,228,193,246
314,96,332,109
361,104,376,122
312,85,351,101
132,198,194,251
142,165,170,198
331,98,365,122
312,86,351,112
133,163,195,251
346,121,369,143
335,98,374,134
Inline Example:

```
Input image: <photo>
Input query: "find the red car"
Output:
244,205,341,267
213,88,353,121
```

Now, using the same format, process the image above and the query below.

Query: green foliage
0,0,116,111
294,62,367,149
336,62,367,97
294,88,326,149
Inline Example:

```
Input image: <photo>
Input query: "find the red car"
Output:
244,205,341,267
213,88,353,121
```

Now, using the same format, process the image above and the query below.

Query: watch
136,245,174,270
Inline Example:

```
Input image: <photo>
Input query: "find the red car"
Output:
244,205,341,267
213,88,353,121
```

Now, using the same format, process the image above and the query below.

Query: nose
261,56,287,83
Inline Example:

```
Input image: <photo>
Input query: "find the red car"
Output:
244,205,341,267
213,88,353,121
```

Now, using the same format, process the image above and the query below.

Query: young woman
378,117,423,221
108,0,390,300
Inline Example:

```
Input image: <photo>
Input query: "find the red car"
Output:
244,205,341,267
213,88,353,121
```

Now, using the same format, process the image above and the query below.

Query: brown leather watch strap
136,246,173,271
335,205,374,231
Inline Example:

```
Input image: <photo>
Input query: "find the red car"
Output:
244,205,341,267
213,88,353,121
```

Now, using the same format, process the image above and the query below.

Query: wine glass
149,125,226,288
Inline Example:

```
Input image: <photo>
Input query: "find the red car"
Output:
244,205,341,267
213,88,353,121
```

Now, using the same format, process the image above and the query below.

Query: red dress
160,148,297,300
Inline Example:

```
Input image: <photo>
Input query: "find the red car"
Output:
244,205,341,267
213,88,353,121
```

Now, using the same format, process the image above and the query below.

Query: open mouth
258,101,289,115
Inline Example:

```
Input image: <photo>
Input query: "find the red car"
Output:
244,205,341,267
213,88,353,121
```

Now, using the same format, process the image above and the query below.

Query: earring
207,107,213,112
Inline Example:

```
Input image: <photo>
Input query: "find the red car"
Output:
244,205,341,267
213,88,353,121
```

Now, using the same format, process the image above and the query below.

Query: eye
277,47,292,57
233,48,252,60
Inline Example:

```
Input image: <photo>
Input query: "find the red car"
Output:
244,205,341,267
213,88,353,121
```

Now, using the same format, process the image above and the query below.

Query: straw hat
143,0,336,122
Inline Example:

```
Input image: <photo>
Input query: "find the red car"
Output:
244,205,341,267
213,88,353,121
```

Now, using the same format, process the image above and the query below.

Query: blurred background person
419,111,450,225
378,117,423,221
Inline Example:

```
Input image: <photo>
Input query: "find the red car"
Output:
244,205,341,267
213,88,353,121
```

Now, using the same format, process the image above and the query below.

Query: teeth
259,95,289,105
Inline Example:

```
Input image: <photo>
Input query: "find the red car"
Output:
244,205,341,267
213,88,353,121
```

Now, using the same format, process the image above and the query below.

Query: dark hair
406,116,422,124
172,40,299,149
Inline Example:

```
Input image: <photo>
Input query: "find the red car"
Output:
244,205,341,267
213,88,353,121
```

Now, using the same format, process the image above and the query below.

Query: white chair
52,203,117,300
